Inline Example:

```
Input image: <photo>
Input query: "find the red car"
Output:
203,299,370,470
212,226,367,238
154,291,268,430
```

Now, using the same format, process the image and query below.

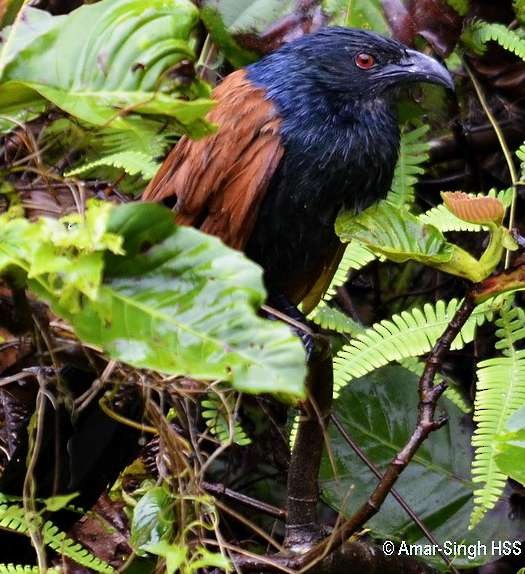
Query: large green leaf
131,487,174,554
0,0,214,135
336,201,454,265
0,81,46,133
0,202,306,397
320,366,523,569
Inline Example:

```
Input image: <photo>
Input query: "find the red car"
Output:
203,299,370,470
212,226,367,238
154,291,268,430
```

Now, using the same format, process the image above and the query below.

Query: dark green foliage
320,366,524,569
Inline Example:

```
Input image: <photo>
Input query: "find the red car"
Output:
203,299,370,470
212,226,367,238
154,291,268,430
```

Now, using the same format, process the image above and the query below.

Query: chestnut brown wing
142,69,284,250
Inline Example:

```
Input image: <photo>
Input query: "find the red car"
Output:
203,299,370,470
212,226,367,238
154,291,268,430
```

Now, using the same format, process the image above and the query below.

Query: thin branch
202,481,287,521
330,413,459,574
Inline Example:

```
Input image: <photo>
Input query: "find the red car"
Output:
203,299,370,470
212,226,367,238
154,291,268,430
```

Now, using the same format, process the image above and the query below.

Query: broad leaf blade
324,0,389,31
27,203,306,397
0,0,214,134
131,487,174,554
321,366,524,569
335,201,454,264
200,0,325,66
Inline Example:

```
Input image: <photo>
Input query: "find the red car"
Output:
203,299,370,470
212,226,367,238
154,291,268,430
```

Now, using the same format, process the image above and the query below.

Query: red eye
355,53,376,69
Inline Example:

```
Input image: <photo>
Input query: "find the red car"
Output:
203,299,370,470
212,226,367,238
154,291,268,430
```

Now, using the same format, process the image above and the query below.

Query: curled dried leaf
441,191,505,224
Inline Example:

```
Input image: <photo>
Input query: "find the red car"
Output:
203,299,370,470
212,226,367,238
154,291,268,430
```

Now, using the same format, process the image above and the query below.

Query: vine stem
464,62,518,269
23,372,50,573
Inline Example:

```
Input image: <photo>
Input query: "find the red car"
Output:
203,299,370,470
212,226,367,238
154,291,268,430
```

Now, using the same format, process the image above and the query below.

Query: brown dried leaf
441,191,505,224
61,494,132,572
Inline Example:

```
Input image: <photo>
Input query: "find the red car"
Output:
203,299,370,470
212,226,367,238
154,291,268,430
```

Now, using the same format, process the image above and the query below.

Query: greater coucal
143,27,453,315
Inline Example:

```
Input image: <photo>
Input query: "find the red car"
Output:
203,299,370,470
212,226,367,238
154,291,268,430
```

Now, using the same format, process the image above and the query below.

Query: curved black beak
400,49,455,91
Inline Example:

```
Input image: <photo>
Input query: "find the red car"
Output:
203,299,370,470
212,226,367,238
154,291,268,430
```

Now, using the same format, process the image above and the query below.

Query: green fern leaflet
65,151,160,180
333,298,498,397
201,393,251,446
470,302,525,528
0,566,59,574
464,21,525,60
386,124,430,208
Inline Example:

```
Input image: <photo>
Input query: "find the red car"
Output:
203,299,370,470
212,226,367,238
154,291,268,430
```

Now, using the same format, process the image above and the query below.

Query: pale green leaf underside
336,201,454,265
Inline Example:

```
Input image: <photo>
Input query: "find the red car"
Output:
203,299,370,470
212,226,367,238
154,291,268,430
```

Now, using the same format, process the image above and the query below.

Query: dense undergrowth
0,1,524,573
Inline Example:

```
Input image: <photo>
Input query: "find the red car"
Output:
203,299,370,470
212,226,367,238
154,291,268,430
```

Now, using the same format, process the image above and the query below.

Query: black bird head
248,27,454,113
289,27,454,97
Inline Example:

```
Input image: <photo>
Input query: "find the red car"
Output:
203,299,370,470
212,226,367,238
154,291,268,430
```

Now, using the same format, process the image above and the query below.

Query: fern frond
310,305,364,335
419,203,483,232
42,521,115,572
0,504,114,573
386,125,430,208
464,21,525,60
400,357,471,413
445,0,470,15
201,394,251,446
97,120,169,158
0,565,59,574
65,151,159,179
470,302,525,527
419,189,512,232
56,117,170,181
333,298,497,397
